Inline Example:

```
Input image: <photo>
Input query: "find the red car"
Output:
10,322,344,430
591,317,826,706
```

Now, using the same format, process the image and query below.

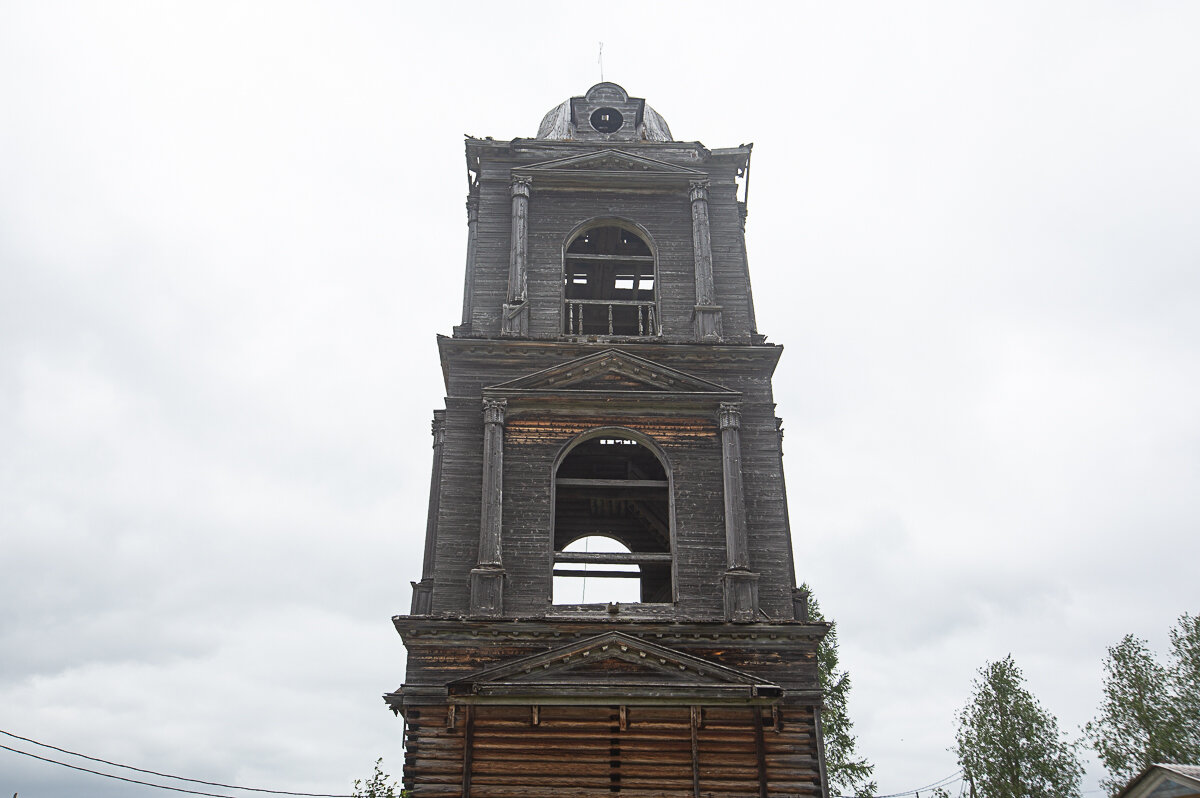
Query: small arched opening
563,223,657,336
551,536,641,605
552,433,672,605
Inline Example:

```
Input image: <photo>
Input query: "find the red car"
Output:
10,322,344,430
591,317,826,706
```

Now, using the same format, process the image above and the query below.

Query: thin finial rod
598,41,604,82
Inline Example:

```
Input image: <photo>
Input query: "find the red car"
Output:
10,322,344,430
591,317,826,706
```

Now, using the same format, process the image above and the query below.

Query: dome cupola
536,82,673,142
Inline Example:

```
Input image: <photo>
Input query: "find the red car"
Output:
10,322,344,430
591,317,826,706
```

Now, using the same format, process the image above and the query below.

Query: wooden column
792,586,811,622
690,179,723,339
459,193,480,331
814,703,831,798
461,704,475,798
502,176,531,336
753,708,769,798
410,410,446,615
719,402,758,621
470,399,506,615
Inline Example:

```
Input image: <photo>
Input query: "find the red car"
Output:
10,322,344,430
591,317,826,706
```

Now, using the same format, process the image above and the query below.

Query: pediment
1118,765,1200,798
483,349,737,398
448,632,781,700
518,149,704,177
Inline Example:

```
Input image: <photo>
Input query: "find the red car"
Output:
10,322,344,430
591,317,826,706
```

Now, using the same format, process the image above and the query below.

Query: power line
836,769,964,798
898,770,962,796
0,729,352,798
5,724,967,798
1,744,244,798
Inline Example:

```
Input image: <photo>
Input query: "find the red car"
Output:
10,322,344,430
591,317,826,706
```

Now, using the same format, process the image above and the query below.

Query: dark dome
536,83,673,142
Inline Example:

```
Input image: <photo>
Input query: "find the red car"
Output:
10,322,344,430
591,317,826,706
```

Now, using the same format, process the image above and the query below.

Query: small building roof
1116,764,1200,798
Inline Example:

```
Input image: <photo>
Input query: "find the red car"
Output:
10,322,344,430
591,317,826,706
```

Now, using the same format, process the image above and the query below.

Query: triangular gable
448,632,781,701
483,349,737,398
517,149,704,177
1117,765,1200,798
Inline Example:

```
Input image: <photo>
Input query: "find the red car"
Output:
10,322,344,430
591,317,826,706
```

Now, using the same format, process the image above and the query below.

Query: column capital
718,402,742,430
510,175,532,197
689,179,711,202
792,587,811,622
431,410,447,447
482,398,507,425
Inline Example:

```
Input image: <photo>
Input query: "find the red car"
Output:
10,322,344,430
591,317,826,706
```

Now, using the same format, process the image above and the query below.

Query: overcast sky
2,2,1198,796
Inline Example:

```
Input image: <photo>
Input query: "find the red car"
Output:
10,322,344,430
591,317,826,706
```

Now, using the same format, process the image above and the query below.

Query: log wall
404,703,823,798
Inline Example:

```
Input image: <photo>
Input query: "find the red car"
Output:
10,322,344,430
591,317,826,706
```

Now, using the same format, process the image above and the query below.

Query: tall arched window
552,433,672,605
563,224,657,336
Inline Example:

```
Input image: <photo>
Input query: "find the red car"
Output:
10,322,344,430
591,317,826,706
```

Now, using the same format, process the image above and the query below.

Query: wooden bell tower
386,82,830,797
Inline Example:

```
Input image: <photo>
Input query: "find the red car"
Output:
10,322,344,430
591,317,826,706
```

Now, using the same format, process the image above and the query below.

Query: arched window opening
563,225,657,336
552,434,671,605
552,536,641,605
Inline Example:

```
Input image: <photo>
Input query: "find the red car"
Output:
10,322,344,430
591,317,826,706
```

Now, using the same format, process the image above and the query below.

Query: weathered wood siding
524,189,694,339
404,702,823,797
392,95,828,797
396,621,822,693
463,141,753,345
427,339,797,621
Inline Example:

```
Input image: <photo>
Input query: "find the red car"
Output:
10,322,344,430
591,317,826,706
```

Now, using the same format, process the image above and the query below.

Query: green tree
804,584,877,797
1168,613,1200,754
1084,613,1200,795
352,758,403,798
953,655,1083,798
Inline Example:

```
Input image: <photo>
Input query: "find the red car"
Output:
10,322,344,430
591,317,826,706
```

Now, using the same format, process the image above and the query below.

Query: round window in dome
590,107,624,133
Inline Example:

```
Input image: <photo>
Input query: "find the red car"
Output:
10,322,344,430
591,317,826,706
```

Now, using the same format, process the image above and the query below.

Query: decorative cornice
447,631,778,691
483,348,739,399
393,616,831,643
436,336,786,377
516,149,705,176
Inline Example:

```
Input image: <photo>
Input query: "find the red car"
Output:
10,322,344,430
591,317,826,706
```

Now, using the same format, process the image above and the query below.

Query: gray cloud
2,3,1198,797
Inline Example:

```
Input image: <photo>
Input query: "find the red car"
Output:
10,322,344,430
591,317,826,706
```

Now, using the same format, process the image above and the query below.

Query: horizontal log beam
566,253,655,262
552,569,641,579
555,478,668,488
554,552,672,564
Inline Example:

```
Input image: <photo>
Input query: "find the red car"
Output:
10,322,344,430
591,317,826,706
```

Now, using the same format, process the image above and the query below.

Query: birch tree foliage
353,758,404,798
953,655,1083,798
1084,613,1200,796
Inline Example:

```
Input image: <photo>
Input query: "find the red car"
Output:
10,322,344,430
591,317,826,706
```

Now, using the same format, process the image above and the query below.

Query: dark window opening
563,225,657,336
590,107,624,133
553,435,671,605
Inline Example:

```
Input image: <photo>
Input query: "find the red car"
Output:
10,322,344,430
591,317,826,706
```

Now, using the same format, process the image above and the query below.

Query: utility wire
0,730,352,798
1,744,243,798
836,769,963,798
889,769,962,796
6,724,965,798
